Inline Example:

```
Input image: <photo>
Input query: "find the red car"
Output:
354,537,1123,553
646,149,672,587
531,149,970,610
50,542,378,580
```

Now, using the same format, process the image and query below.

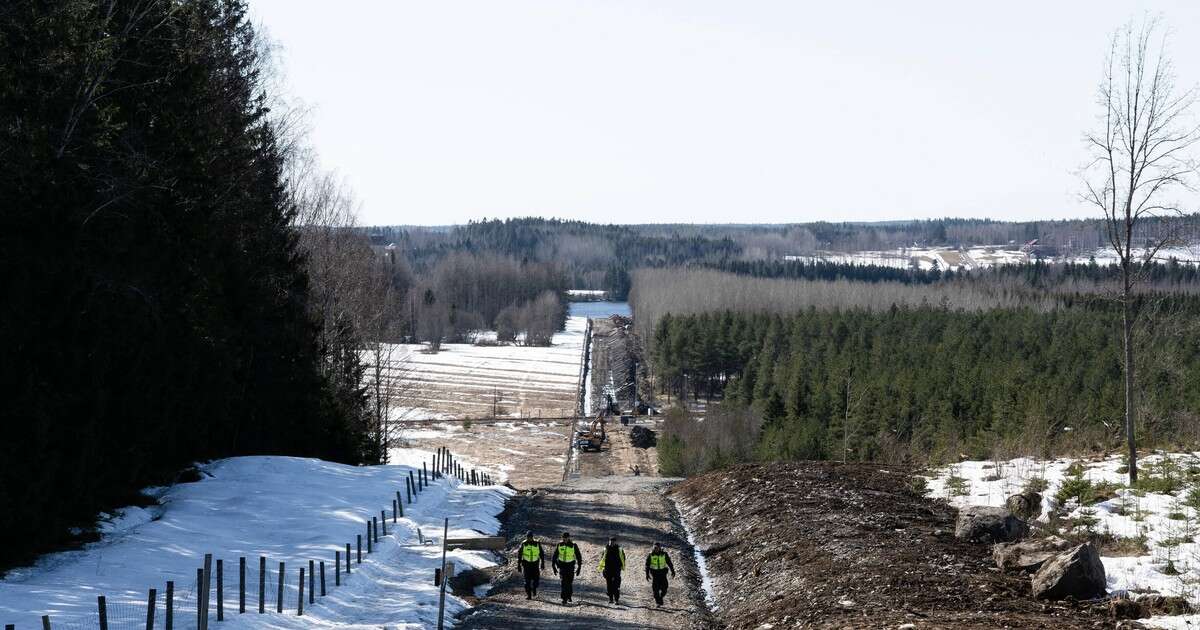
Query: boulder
1031,543,1106,600
1005,491,1043,520
954,506,1029,543
993,536,1071,572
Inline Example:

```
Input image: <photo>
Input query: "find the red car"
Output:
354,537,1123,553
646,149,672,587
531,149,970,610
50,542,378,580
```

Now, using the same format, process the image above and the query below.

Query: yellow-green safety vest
649,552,668,570
557,544,576,563
598,547,625,571
521,543,540,562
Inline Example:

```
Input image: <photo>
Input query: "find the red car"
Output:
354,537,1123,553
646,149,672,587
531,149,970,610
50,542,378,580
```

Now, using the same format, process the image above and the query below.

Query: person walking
645,542,676,607
552,532,582,604
596,536,626,604
516,531,545,599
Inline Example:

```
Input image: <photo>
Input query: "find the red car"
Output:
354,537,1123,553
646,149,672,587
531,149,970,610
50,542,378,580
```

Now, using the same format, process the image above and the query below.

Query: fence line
15,446,497,630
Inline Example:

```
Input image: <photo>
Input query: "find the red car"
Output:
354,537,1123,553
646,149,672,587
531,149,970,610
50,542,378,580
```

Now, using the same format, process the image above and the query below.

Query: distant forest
366,215,1199,304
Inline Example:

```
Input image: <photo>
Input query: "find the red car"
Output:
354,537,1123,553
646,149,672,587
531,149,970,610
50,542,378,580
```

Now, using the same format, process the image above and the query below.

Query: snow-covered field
786,246,1031,271
0,452,511,629
926,452,1200,628
387,316,587,419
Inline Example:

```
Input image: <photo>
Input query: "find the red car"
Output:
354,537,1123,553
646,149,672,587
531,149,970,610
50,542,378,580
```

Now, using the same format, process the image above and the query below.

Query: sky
248,1,1200,226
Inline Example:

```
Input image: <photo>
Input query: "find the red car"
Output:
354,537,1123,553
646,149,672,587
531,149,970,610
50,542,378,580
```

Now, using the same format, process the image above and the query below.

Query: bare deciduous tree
1081,17,1199,482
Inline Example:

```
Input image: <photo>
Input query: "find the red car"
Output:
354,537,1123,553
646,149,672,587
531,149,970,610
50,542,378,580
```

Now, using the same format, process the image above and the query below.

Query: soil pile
672,462,1127,629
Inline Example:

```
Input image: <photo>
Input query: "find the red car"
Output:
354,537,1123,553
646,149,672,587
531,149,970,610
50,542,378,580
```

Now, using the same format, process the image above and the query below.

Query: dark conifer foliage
0,0,370,570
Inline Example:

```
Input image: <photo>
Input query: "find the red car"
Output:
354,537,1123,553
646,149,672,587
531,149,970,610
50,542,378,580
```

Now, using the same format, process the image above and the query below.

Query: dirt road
456,474,712,630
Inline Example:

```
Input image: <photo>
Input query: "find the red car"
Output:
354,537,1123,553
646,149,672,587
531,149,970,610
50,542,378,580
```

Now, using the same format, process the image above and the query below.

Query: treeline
651,307,1200,472
366,217,1200,299
631,265,1200,341
0,0,382,570
407,252,567,348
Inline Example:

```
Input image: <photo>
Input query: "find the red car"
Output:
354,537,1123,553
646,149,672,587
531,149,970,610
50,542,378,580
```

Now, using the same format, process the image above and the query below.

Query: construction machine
575,408,609,452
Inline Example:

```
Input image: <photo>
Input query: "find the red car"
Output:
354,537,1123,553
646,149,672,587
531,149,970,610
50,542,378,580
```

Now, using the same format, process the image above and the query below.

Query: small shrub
1056,477,1095,506
1185,485,1200,511
1133,475,1181,495
1097,533,1150,556
1065,461,1085,477
1024,477,1049,493
908,475,929,496
946,475,969,497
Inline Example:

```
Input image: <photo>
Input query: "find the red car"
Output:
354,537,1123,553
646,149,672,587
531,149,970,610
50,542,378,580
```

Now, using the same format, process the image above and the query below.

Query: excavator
575,393,618,452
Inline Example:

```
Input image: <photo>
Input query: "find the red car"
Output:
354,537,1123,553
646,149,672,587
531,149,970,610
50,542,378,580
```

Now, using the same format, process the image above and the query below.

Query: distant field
380,317,586,419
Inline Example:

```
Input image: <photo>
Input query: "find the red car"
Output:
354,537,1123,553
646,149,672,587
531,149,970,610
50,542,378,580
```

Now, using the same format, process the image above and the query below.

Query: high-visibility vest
521,543,540,562
598,547,625,571
649,552,668,570
557,544,576,563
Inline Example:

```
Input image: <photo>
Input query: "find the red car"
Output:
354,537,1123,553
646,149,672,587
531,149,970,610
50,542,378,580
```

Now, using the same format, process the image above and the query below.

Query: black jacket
552,541,582,568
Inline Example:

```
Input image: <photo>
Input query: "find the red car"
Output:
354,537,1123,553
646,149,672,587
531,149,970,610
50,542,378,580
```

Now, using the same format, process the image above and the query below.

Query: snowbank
0,452,512,629
925,453,1200,628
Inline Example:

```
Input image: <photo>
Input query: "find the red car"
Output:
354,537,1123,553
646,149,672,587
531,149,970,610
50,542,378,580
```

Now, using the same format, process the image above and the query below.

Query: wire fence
8,447,495,630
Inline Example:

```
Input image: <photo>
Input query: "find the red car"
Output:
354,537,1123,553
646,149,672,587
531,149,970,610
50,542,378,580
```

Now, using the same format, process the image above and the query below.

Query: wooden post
298,567,305,616
146,588,157,630
166,580,174,630
406,478,412,504
335,551,341,586
397,491,404,518
408,472,415,499
239,556,246,614
308,560,315,604
97,596,109,630
357,535,362,564
202,553,212,630
422,462,427,486
196,569,204,629
392,499,398,523
258,557,266,614
367,521,373,553
381,510,388,536
42,616,51,630
320,561,326,596
436,517,449,630
276,562,284,614
216,558,224,621
346,542,352,572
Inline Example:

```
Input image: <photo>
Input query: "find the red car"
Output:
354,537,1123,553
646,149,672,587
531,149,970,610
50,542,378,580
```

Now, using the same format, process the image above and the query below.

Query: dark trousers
520,562,540,596
557,562,576,601
604,572,621,601
650,569,669,604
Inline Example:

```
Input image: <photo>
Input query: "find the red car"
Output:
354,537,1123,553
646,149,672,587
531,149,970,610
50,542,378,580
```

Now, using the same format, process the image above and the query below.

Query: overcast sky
249,1,1200,226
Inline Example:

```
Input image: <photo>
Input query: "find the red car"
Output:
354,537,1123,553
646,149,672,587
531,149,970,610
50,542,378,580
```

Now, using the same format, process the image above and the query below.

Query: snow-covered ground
385,316,587,419
0,452,511,630
925,452,1200,628
786,244,1199,272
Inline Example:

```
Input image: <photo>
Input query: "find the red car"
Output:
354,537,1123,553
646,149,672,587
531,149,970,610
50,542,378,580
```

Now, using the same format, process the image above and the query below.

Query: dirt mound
672,462,1124,629
630,425,657,448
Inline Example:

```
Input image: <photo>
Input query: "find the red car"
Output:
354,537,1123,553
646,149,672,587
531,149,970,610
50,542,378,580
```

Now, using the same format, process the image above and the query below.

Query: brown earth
672,462,1140,629
397,421,573,490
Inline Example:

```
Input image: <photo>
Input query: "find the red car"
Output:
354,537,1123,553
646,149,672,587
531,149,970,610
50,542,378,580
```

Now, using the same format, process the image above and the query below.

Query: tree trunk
1123,283,1138,484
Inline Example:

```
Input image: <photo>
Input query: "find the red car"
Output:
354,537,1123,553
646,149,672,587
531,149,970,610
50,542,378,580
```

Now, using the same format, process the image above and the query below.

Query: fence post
258,557,266,614
357,535,362,564
367,521,373,553
335,551,341,586
98,595,110,630
408,472,415,499
381,510,388,536
42,616,52,630
216,558,224,621
346,542,352,572
196,569,203,629
146,588,157,630
202,554,212,630
320,561,326,596
422,462,427,487
166,580,174,630
396,491,404,518
392,499,398,523
239,556,246,614
308,560,315,604
276,562,284,614
298,567,305,616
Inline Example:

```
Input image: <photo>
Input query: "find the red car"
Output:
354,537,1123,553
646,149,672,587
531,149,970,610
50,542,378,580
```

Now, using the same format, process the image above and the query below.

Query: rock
954,506,1029,543
993,536,1071,572
1136,594,1194,616
1005,491,1043,520
1031,543,1106,600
